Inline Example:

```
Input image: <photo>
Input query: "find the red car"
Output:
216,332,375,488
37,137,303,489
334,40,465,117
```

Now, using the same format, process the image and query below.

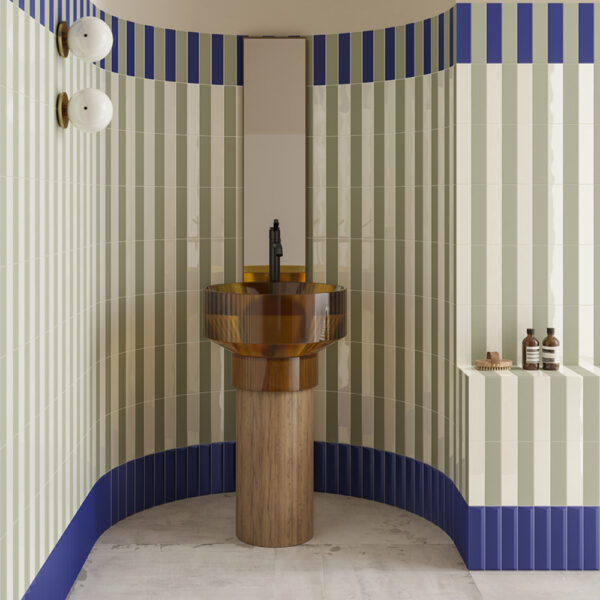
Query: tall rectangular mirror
243,37,306,278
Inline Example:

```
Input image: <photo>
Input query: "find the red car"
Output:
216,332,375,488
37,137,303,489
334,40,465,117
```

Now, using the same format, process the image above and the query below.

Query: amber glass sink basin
203,281,346,358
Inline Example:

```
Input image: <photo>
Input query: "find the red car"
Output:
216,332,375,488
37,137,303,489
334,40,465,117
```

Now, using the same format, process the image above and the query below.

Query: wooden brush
474,351,512,371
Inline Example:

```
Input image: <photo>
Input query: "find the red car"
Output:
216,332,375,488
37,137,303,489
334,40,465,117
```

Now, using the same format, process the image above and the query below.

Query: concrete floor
67,494,600,600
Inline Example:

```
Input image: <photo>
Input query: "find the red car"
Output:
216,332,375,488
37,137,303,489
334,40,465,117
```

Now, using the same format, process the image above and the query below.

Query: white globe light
67,89,113,132
67,17,113,62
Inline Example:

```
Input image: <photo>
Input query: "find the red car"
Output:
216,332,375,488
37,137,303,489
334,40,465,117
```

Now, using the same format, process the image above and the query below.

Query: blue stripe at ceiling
237,35,244,85
111,16,119,72
165,28,176,81
339,32,350,84
313,34,326,85
29,0,34,18
548,3,563,63
579,3,594,63
57,0,62,29
65,0,69,24
457,3,471,63
487,3,502,63
385,27,395,80
144,25,154,79
73,0,76,20
405,23,415,78
127,21,135,76
517,3,533,63
362,30,373,82
39,0,44,26
438,13,444,70
424,18,431,74
188,32,199,83
212,34,224,85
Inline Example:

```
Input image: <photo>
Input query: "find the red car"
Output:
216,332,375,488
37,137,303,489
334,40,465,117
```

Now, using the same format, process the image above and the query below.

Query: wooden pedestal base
235,388,314,547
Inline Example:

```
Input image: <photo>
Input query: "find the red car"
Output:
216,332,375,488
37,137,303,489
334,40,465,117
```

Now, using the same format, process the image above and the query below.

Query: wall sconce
57,17,113,62
57,89,113,132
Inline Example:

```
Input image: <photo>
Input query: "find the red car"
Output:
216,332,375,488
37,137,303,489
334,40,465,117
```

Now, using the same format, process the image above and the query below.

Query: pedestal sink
203,281,346,547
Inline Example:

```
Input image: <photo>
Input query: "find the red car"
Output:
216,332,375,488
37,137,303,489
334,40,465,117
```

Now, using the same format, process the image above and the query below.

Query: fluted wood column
234,355,317,547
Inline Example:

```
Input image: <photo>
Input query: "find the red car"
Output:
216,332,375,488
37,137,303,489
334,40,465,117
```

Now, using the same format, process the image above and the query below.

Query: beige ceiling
92,0,456,35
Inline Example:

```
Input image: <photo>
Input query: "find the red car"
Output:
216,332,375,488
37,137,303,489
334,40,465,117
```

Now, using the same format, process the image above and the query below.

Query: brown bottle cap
547,327,555,335
527,328,534,335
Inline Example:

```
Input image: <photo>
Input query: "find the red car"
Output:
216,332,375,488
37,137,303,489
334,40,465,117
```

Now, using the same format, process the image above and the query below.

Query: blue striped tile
423,18,431,74
405,457,415,513
176,447,187,500
362,30,373,83
313,34,326,85
485,507,501,569
423,464,432,521
135,458,144,513
431,469,439,526
99,12,106,67
449,6,454,66
339,33,350,84
126,21,135,77
405,23,415,78
110,468,118,524
501,507,518,569
548,3,563,63
223,441,236,493
350,445,362,497
126,461,135,517
414,460,424,516
339,443,351,495
212,34,223,85
29,0,34,18
487,3,502,63
72,0,76,20
87,0,91,16
467,507,485,570
154,451,165,505
144,454,155,509
211,442,223,493
518,507,534,569
39,0,44,26
395,454,405,509
237,36,244,86
373,449,384,503
326,442,339,494
111,16,118,73
438,13,444,70
187,445,199,497
65,0,69,24
384,451,395,505
534,507,551,569
118,464,126,521
314,441,326,492
385,27,395,80
18,0,24,11
567,507,583,570
165,28,176,82
551,507,567,569
145,26,154,79
199,444,211,495
165,449,176,503
517,3,533,63
584,507,599,570
439,470,446,530
457,3,471,63
362,447,374,500
579,4,594,63
188,32,199,83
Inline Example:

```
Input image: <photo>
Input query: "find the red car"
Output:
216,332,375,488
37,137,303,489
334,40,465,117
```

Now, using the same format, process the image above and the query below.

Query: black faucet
269,219,283,282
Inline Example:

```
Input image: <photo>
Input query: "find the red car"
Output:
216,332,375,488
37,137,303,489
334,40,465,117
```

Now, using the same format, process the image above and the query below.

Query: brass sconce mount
57,21,69,57
56,93,69,128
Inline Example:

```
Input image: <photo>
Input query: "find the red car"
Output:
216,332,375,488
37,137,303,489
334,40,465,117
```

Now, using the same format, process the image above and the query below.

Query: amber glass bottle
542,328,560,371
522,328,540,370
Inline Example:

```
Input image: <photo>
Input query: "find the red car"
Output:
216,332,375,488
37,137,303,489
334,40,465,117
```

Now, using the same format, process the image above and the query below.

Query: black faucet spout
269,219,283,282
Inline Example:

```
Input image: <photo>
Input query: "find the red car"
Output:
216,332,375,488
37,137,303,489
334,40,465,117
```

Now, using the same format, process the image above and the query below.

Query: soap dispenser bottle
522,328,540,370
542,328,560,371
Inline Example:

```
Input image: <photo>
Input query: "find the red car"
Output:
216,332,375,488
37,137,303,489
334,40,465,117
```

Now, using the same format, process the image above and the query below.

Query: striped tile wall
455,2,600,367
0,1,99,598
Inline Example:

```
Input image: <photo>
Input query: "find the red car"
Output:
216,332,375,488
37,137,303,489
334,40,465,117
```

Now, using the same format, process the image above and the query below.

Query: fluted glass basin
203,282,346,358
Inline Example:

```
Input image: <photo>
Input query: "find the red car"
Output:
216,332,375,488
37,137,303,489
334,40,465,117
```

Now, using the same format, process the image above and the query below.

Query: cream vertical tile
163,80,177,134
563,369,584,505
500,373,518,505
533,372,551,505
314,389,326,442
337,342,351,445
384,79,396,188
210,349,224,443
211,86,224,238
469,440,486,505
467,368,486,442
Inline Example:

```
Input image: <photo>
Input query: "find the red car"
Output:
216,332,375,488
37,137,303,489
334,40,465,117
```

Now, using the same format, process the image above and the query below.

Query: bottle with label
542,328,560,371
522,328,540,370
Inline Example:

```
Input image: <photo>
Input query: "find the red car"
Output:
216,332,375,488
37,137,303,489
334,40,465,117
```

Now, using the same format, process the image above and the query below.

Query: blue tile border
24,442,600,599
